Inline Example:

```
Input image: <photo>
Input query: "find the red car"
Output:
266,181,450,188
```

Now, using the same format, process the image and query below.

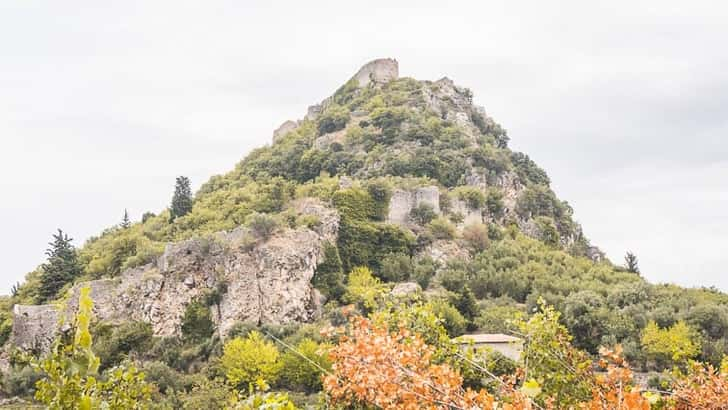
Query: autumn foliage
319,302,728,410
322,315,501,409
672,362,728,409
578,346,652,410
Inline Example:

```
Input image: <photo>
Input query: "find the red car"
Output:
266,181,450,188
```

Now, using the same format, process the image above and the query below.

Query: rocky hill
8,58,598,348
4,59,727,383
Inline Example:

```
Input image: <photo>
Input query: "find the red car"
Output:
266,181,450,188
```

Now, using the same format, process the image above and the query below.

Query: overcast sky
1,1,726,295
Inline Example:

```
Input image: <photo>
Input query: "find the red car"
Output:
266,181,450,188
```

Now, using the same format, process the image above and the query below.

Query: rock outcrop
11,199,339,347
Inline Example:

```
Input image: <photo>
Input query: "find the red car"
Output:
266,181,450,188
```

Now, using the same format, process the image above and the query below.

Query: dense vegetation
2,70,728,408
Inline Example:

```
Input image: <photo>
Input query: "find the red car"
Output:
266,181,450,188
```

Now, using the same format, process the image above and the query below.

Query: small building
454,333,523,361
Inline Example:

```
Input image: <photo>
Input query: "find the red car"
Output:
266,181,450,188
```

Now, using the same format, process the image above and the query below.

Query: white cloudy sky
1,1,726,294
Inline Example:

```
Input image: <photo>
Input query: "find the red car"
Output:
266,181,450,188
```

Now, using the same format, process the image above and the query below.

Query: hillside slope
3,59,728,379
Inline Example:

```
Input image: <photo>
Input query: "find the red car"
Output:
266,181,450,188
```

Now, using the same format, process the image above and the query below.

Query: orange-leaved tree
577,346,653,410
672,362,728,409
322,314,510,409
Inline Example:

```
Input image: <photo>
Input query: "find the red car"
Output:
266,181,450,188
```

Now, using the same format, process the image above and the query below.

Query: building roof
454,333,522,344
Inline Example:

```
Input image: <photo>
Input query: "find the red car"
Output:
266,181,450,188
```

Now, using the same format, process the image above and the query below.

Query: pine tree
38,229,82,302
120,208,131,229
625,251,640,274
451,285,479,331
170,176,193,221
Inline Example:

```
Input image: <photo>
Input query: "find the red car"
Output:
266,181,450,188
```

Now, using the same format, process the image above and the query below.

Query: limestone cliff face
11,199,338,347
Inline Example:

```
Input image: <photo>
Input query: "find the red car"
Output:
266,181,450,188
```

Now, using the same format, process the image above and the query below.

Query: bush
221,331,281,388
312,242,345,301
427,217,456,240
475,304,522,333
147,336,185,370
343,267,388,313
2,365,43,397
483,350,517,376
279,339,332,393
410,203,437,225
485,188,504,218
454,187,486,209
511,152,550,186
641,321,700,368
366,179,392,221
317,105,350,135
412,257,439,290
181,299,215,343
534,216,560,247
141,361,186,394
333,188,414,272
178,377,231,410
429,299,467,337
462,223,490,254
246,212,279,240
93,321,153,370
379,252,413,282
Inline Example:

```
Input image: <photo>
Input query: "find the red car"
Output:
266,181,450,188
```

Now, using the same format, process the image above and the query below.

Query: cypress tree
120,209,131,229
38,229,82,302
312,242,345,301
170,176,193,221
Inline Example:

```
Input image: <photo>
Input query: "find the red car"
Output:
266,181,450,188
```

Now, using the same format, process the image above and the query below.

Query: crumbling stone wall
387,186,441,225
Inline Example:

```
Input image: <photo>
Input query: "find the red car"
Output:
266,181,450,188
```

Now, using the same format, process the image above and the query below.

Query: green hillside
2,60,727,407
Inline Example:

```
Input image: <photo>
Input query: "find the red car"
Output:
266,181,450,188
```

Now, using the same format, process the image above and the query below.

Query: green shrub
93,321,153,370
2,365,43,397
181,299,215,343
141,361,186,394
474,300,522,334
483,350,517,376
0,310,12,346
370,106,409,140
297,214,321,230
487,223,503,241
534,216,560,247
343,267,388,313
366,179,392,221
312,242,345,301
178,377,231,410
429,299,467,337
147,336,184,370
454,187,486,210
511,152,550,186
333,188,414,272
221,331,281,388
427,217,456,240
409,203,437,225
246,212,279,240
317,105,350,135
279,338,332,393
412,257,439,289
379,252,413,282
450,285,480,325
485,188,505,218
